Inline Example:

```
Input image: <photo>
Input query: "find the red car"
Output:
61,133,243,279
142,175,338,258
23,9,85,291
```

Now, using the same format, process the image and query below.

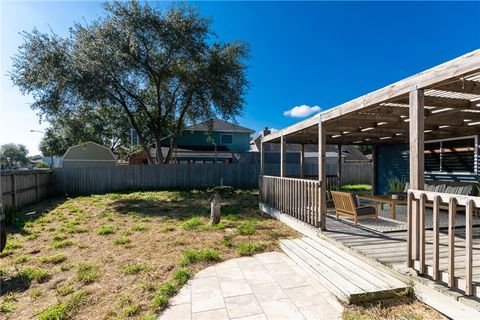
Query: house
251,127,370,164
62,141,117,168
257,50,480,317
129,119,255,164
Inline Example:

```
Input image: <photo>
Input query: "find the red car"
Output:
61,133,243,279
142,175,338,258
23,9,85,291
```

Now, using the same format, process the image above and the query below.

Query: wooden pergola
259,49,480,298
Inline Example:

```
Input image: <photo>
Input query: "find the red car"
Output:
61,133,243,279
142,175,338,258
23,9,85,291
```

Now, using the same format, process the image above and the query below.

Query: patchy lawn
343,296,446,320
0,189,298,319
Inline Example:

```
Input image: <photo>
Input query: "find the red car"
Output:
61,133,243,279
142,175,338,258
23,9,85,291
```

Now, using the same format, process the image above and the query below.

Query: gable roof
186,119,255,134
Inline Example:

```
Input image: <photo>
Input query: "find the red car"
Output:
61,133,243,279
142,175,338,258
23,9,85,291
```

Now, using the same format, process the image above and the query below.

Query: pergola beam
434,79,480,96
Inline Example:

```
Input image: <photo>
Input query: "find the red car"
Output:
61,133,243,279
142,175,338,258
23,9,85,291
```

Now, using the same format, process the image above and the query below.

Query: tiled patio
159,252,344,320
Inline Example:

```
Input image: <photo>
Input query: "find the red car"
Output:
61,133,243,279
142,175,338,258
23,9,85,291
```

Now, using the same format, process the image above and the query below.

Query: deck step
280,237,408,304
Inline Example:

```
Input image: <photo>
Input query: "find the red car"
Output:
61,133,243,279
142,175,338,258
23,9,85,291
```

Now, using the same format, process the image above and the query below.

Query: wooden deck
323,217,480,295
280,237,407,303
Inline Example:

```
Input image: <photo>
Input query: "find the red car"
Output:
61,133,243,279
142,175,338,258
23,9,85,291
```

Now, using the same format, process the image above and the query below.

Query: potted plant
387,177,406,200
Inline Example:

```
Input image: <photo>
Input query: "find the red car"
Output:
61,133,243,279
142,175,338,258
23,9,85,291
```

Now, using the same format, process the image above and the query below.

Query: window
220,134,233,144
424,137,476,174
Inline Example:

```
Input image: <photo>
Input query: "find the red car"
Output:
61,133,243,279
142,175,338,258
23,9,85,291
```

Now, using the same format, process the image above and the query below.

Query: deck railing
259,175,321,227
407,189,480,296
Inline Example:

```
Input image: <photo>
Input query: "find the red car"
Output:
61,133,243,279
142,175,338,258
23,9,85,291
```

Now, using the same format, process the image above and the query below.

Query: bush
76,263,101,284
236,242,264,256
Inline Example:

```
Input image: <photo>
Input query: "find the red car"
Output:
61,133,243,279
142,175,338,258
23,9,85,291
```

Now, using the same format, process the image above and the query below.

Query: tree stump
210,193,222,225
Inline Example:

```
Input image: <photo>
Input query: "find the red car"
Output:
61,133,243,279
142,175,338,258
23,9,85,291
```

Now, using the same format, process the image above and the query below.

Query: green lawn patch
340,184,372,192
76,263,101,284
180,248,220,265
237,220,257,235
121,262,152,275
40,254,67,264
98,225,115,235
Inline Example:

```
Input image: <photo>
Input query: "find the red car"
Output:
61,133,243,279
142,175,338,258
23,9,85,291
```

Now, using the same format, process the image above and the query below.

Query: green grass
40,254,68,264
0,301,17,313
173,268,191,285
76,263,101,284
340,184,372,192
98,225,115,235
112,236,131,245
55,283,75,296
180,217,204,230
159,224,176,232
52,240,74,248
236,220,257,235
236,242,264,256
21,267,51,283
131,224,149,232
180,248,220,265
121,262,152,275
12,255,29,264
38,291,86,320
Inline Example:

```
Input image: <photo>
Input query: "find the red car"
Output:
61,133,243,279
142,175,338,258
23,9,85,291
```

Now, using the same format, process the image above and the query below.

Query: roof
62,141,116,161
262,49,480,145
186,119,255,134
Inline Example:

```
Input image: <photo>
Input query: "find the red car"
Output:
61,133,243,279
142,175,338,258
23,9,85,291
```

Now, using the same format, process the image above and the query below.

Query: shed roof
186,119,255,134
262,49,480,145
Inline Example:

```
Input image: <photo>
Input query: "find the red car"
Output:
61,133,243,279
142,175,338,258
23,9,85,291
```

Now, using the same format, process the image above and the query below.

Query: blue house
129,119,255,164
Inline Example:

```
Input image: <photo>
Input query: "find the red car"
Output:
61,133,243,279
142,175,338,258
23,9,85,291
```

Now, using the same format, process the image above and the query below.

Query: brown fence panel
1,170,53,209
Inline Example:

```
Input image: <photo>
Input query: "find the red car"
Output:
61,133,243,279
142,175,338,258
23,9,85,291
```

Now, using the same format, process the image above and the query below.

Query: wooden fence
1,170,53,208
260,175,321,227
53,164,261,196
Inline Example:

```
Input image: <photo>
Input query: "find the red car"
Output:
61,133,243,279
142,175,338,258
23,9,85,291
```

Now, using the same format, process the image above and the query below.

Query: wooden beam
318,121,327,230
337,144,342,190
280,136,285,177
434,79,480,96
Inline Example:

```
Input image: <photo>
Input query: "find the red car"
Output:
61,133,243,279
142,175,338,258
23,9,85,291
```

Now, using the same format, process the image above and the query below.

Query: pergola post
260,141,264,175
409,88,425,262
300,144,305,178
318,121,327,230
372,145,377,195
337,144,342,190
280,135,286,177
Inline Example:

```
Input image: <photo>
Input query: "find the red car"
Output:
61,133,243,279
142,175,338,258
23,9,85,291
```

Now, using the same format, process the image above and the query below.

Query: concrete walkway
159,252,344,320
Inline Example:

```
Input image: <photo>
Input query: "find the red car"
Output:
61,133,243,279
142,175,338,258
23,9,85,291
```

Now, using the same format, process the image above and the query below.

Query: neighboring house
62,142,117,168
129,119,255,164
251,127,370,164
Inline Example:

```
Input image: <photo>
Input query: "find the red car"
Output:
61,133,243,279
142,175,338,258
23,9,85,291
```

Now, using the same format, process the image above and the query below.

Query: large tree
11,1,248,164
0,144,29,169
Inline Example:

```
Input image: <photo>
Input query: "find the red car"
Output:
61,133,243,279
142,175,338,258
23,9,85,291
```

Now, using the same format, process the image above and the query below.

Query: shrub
76,263,101,284
98,225,114,235
41,254,67,264
180,249,220,265
52,240,74,248
237,221,257,235
112,236,131,245
236,242,264,256
181,217,204,230
121,262,152,275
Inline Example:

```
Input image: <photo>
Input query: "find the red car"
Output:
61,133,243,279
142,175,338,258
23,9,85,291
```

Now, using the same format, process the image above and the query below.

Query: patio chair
331,191,378,225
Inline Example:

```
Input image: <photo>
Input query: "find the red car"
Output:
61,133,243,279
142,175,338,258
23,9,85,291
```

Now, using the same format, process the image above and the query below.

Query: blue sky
1,1,479,155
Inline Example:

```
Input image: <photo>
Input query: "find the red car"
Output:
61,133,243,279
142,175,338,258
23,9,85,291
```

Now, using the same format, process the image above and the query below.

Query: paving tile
244,270,275,285
196,266,217,278
170,284,191,305
192,308,229,320
250,283,288,302
231,313,268,320
191,290,225,313
225,294,263,318
260,298,305,320
271,272,309,289
284,285,327,308
299,304,342,320
255,252,287,264
216,259,240,270
159,303,191,320
191,276,220,293
264,262,296,275
237,260,266,273
217,267,245,282
318,292,344,313
220,279,253,297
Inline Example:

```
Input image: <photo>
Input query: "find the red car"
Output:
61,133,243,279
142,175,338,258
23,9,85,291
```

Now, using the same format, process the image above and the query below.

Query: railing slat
407,192,413,268
466,200,474,296
419,194,426,275
448,198,457,288
433,196,440,281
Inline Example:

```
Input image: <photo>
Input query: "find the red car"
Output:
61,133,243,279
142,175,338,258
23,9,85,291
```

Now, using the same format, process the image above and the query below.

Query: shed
62,142,116,168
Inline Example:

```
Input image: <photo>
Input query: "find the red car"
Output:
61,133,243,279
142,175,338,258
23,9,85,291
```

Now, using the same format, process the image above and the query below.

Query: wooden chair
331,191,378,225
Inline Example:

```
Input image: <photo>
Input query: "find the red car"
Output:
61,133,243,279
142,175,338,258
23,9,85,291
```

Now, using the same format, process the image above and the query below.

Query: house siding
375,135,480,195
173,131,251,153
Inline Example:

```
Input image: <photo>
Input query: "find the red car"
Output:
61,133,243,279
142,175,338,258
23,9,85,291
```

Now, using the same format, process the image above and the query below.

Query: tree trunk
164,137,176,164
155,135,163,164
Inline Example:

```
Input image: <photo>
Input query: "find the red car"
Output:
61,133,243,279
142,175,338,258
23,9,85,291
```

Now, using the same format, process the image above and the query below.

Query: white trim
424,135,478,175
220,133,234,145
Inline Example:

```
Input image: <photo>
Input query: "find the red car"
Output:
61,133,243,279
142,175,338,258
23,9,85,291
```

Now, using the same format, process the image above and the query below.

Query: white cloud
283,105,321,118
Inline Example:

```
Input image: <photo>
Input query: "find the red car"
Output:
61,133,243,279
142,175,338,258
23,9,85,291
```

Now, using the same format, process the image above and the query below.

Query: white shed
62,142,116,168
